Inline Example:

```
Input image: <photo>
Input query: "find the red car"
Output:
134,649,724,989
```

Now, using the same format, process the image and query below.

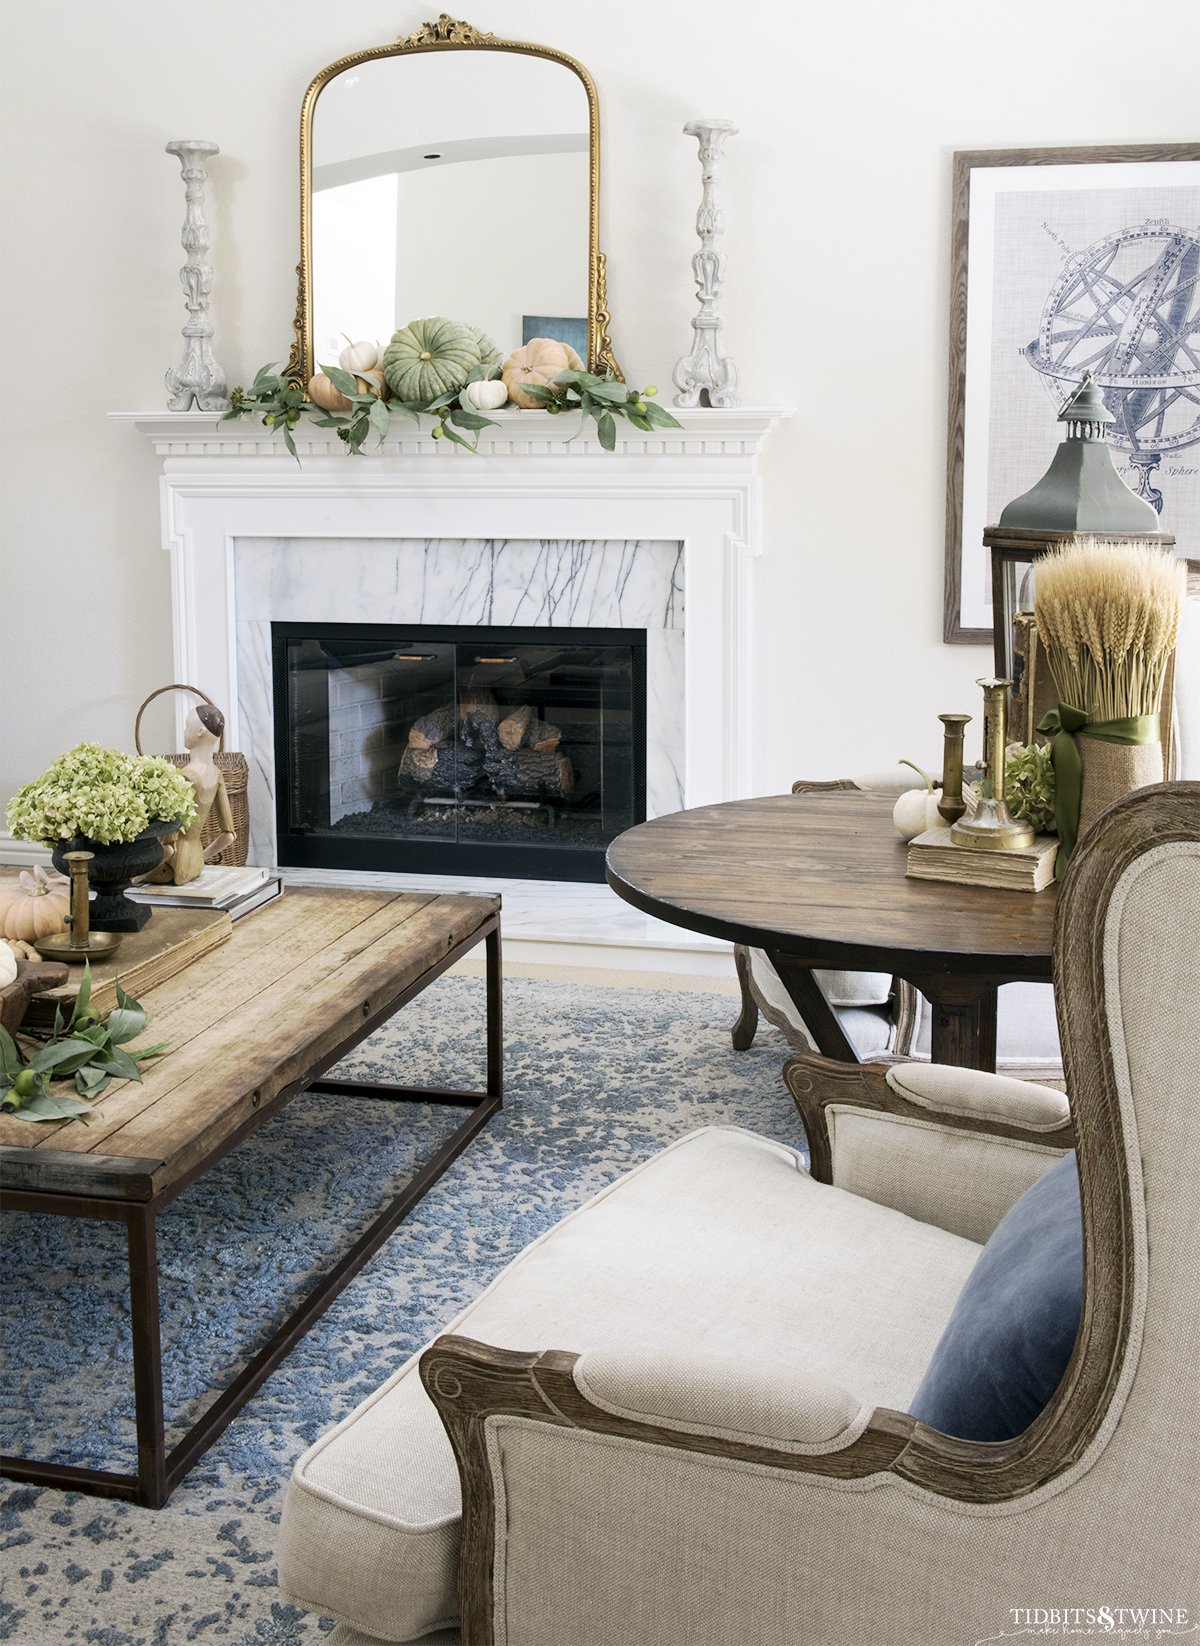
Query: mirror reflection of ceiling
311,51,590,367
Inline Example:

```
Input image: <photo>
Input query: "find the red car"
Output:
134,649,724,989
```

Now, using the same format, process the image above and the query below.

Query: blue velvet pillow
909,1152,1082,1442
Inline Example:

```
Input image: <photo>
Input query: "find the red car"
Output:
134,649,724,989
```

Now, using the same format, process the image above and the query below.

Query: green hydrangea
6,743,198,846
135,755,200,834
1005,742,1056,835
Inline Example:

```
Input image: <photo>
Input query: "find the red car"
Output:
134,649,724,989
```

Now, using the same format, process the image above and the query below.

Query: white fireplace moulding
115,407,789,868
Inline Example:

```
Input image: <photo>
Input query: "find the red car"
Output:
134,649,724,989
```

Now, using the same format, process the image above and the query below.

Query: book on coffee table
221,876,284,921
126,863,273,909
906,825,1058,894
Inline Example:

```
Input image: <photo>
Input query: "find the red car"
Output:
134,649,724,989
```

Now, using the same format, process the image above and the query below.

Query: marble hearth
112,407,788,967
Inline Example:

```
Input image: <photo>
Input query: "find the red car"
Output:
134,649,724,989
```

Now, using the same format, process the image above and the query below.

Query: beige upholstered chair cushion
278,1127,980,1645
573,1347,869,1451
747,950,894,1011
746,948,897,1057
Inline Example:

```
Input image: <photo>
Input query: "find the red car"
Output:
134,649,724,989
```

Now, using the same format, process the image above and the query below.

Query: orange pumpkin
308,370,388,415
501,338,585,409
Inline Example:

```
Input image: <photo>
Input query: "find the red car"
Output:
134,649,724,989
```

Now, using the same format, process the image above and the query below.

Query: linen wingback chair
278,783,1200,1646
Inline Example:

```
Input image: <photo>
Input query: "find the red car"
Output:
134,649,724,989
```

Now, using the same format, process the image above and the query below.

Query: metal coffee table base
0,917,502,1509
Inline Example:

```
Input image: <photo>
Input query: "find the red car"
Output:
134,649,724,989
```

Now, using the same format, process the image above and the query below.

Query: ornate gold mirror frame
287,13,619,382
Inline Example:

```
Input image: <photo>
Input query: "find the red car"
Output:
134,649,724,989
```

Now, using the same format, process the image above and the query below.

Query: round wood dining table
606,789,1058,1071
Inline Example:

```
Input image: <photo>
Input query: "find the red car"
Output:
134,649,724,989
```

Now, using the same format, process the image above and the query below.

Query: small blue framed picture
522,315,588,361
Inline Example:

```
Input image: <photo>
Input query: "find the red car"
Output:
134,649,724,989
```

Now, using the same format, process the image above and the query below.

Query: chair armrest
884,1061,1069,1131
572,1346,869,1454
784,1055,1074,1243
422,1334,915,1645
421,1335,910,1475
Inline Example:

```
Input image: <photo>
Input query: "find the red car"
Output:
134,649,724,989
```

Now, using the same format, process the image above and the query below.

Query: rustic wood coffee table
607,790,1057,1070
0,887,501,1508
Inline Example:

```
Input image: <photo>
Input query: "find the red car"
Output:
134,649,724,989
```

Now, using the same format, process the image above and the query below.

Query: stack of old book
906,826,1058,893
23,904,234,1031
127,863,283,920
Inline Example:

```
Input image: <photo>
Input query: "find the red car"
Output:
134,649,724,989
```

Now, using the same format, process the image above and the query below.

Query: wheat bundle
1033,539,1186,723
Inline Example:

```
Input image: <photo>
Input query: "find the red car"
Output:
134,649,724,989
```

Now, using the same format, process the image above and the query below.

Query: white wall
388,151,589,356
2,0,1197,814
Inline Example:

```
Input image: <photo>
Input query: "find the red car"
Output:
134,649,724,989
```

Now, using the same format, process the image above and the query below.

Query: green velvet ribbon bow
1037,705,1160,878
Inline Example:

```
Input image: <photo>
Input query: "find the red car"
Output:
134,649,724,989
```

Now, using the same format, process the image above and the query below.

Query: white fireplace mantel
96,406,790,967
114,404,789,790
114,406,788,464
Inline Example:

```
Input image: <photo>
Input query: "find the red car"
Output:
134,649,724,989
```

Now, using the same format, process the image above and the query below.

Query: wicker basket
134,683,250,867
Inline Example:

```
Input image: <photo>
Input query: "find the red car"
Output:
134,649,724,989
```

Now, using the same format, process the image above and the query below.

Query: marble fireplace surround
118,408,788,964
238,534,683,863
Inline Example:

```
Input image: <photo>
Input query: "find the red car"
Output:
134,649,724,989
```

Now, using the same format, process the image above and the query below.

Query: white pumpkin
892,761,943,841
462,379,508,412
338,338,380,373
0,941,18,988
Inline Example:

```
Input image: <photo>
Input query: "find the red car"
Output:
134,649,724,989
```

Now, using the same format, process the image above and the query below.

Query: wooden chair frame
421,785,1200,1645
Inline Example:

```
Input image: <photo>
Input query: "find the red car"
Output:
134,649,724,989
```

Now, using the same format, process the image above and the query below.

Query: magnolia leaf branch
0,967,168,1123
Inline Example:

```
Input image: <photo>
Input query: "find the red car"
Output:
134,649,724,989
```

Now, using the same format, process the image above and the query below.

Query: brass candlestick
38,851,123,963
949,679,1035,852
937,714,971,825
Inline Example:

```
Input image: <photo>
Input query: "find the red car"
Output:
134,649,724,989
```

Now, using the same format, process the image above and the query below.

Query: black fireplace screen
273,623,646,881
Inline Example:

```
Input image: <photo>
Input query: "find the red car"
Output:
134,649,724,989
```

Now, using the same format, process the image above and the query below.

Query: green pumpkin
382,317,482,402
468,325,502,370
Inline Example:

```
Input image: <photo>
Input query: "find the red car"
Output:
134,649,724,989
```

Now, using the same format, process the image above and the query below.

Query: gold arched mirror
290,14,619,382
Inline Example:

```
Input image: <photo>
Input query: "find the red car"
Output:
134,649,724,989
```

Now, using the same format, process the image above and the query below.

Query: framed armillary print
944,143,1200,643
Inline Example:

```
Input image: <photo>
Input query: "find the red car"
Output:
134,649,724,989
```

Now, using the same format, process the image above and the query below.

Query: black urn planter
52,818,181,933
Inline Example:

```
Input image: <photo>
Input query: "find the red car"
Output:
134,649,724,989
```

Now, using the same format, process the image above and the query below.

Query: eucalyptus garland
223,363,680,459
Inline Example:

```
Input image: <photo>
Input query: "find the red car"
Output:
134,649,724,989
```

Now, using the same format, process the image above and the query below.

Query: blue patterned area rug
0,973,801,1646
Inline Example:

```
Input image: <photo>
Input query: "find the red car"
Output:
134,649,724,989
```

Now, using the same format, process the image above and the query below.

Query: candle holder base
950,799,1036,852
38,931,123,965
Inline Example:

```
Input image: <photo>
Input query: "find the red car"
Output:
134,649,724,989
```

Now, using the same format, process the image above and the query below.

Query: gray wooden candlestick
165,139,229,413
673,119,740,408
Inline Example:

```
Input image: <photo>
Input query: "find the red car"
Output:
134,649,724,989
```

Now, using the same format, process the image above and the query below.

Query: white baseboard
0,841,735,979
0,832,52,867
499,936,733,976
279,864,733,978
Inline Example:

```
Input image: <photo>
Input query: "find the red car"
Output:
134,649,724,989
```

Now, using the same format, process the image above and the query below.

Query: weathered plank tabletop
607,790,1057,1068
1,887,498,1201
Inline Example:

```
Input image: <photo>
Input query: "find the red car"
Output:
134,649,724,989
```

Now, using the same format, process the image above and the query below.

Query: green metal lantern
983,374,1171,743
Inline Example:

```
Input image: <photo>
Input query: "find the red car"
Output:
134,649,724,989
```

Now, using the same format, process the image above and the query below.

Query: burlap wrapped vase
1077,735,1163,838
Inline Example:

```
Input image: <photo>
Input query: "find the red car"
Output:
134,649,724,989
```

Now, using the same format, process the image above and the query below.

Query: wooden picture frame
943,143,1200,644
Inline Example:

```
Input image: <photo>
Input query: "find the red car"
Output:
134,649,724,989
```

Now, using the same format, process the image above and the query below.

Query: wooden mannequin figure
147,703,237,884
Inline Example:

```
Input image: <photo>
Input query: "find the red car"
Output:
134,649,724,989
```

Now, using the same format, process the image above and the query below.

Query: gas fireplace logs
482,739,574,799
399,742,485,790
398,699,572,800
406,704,457,750
497,705,533,749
